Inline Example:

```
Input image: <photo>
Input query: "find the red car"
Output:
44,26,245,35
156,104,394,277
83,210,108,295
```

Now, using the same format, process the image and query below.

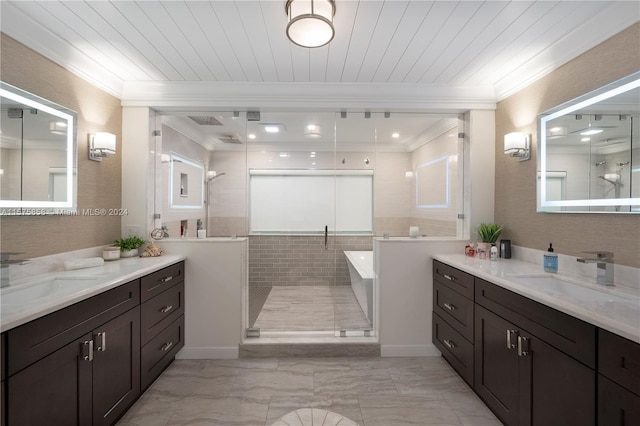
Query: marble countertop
433,254,640,344
1,255,185,333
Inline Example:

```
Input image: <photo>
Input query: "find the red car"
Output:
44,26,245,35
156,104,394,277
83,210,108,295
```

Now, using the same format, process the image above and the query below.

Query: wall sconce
504,132,530,161
89,132,116,161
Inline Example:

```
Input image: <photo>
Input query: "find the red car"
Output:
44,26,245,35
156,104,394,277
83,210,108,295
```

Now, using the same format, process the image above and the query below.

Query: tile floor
118,356,502,426
252,286,371,332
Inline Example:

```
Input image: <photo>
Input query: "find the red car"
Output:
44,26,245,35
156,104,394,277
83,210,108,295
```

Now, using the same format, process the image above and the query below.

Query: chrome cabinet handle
160,305,173,313
94,332,107,352
161,341,174,352
161,275,173,283
443,339,456,349
506,329,518,350
517,336,530,357
83,340,94,361
443,274,456,281
443,302,456,311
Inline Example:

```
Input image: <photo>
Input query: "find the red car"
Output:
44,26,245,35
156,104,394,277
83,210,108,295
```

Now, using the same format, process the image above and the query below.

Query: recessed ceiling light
305,124,322,137
248,133,256,139
580,129,603,136
581,137,591,142
392,132,400,138
279,153,289,158
260,123,285,133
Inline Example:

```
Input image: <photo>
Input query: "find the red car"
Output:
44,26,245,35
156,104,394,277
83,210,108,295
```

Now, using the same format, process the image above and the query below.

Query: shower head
206,171,226,182
594,160,606,166
617,161,630,167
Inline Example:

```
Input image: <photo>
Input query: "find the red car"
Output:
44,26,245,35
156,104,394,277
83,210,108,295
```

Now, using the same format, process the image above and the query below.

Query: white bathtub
344,251,374,324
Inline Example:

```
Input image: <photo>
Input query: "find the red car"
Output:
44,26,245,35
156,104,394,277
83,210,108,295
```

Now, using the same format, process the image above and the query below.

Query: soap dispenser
543,243,558,273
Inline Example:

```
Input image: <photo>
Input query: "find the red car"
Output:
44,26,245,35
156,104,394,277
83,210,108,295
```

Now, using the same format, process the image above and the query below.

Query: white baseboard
381,344,442,357
176,346,239,359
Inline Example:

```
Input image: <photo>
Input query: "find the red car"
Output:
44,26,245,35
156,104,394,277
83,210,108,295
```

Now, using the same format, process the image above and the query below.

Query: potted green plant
477,223,503,244
113,236,146,258
477,223,503,259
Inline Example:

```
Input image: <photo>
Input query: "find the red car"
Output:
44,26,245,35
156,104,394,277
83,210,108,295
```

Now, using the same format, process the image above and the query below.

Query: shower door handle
324,225,328,250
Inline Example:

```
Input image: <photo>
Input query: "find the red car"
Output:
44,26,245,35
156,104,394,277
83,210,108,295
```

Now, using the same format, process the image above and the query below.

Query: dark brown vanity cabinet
598,329,640,426
1,260,186,425
5,280,140,426
432,260,475,386
474,278,596,426
140,262,185,391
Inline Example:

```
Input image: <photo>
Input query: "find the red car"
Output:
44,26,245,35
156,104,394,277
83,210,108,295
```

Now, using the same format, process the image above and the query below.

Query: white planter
120,248,139,258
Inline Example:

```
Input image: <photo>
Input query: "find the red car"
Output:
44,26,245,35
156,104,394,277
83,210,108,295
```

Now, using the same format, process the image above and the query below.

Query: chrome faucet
1,252,30,288
576,251,614,286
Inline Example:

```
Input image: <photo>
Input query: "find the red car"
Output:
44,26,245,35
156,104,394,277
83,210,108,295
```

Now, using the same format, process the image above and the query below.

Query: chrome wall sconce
504,132,530,161
285,0,336,48
88,132,116,161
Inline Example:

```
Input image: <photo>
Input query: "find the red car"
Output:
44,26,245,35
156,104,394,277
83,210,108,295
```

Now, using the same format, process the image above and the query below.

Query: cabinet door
521,333,595,426
598,374,640,426
92,306,140,426
475,305,520,425
7,333,93,426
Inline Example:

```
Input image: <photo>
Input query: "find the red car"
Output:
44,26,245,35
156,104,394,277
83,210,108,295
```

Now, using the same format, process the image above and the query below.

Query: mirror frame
0,82,77,215
537,72,640,213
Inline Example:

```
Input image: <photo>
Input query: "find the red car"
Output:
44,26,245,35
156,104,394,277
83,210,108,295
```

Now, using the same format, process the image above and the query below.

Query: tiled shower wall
249,235,373,288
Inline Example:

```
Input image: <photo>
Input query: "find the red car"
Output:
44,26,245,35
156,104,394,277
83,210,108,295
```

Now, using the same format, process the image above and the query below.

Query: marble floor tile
314,368,398,397
118,357,501,426
276,357,351,373
229,368,315,403
165,395,269,426
359,395,462,426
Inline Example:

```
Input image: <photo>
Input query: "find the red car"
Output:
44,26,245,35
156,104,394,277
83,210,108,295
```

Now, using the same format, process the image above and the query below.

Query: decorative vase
477,242,491,259
120,248,139,258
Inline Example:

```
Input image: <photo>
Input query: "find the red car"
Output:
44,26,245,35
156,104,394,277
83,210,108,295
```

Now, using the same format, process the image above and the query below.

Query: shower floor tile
253,286,371,332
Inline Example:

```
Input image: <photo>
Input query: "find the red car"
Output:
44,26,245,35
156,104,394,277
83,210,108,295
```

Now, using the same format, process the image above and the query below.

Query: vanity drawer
433,312,473,386
141,261,184,302
599,329,640,396
433,260,474,299
7,279,140,376
141,282,184,345
434,281,474,342
475,278,596,368
141,315,184,390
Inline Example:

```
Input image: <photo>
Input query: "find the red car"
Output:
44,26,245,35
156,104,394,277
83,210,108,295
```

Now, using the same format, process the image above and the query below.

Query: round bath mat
271,408,359,426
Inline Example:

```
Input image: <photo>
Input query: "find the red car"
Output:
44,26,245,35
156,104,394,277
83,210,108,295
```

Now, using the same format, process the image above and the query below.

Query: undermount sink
506,274,634,304
1,276,101,306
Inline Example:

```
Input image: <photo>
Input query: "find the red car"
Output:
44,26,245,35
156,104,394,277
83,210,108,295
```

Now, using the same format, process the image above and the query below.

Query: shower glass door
246,111,339,335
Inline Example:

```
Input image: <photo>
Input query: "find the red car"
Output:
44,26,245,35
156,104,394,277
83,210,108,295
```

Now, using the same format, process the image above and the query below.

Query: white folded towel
63,257,104,271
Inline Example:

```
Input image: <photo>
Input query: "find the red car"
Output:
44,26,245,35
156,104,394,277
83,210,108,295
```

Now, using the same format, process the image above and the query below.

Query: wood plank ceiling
2,0,638,105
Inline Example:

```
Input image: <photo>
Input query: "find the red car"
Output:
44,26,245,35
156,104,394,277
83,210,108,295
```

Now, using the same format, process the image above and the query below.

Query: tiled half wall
249,235,373,288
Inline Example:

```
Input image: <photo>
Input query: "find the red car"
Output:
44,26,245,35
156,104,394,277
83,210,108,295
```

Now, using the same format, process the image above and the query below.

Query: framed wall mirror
0,82,77,214
538,72,640,213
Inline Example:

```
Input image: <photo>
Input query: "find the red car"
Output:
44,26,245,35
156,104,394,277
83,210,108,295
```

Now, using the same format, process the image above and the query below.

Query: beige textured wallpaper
0,34,123,258
495,22,640,268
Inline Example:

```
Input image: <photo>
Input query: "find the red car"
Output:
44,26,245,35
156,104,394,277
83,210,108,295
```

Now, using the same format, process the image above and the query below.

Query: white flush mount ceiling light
285,0,336,48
